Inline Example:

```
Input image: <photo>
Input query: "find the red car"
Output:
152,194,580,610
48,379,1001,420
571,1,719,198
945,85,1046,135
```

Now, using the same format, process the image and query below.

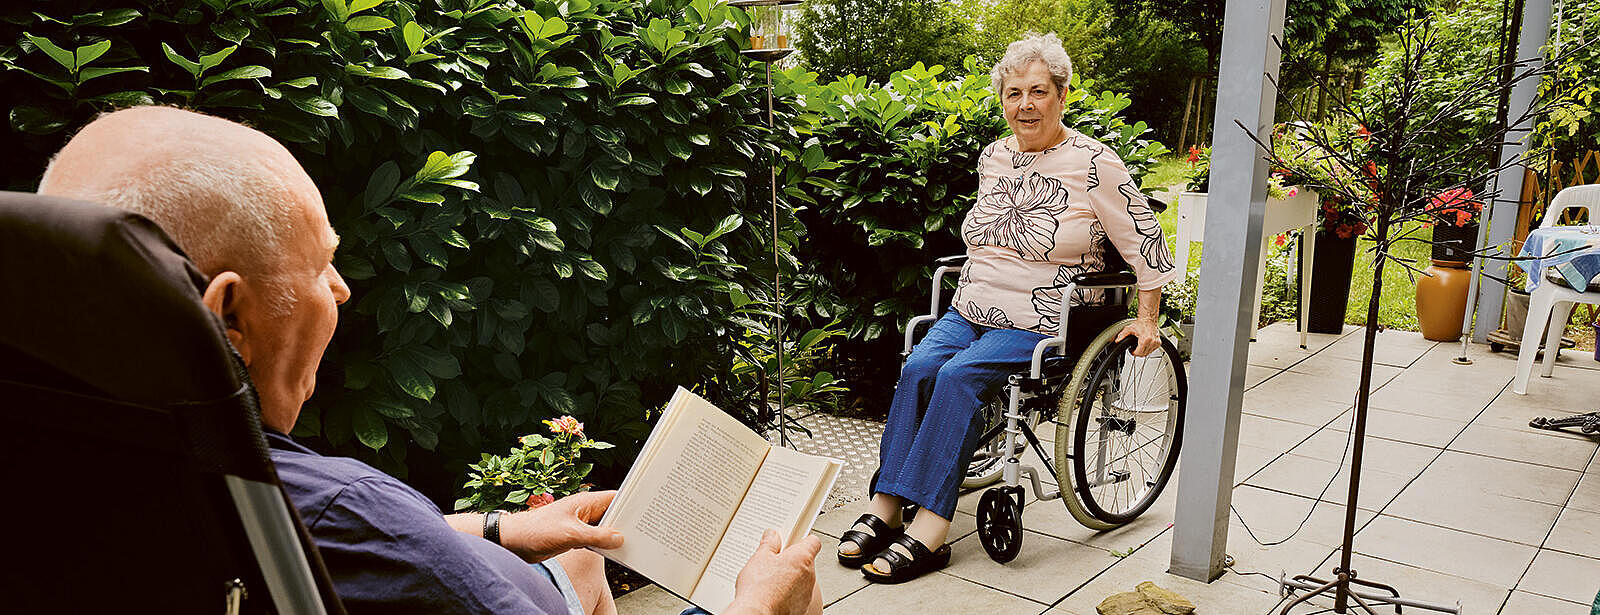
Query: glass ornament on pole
728,0,801,445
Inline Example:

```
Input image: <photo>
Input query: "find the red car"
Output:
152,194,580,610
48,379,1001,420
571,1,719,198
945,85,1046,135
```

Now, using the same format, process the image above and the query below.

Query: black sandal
860,534,951,584
837,514,904,568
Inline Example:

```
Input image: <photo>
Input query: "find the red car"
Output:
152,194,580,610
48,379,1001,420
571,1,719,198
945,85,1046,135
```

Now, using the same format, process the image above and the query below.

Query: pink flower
1285,187,1298,198
526,492,555,509
544,416,584,437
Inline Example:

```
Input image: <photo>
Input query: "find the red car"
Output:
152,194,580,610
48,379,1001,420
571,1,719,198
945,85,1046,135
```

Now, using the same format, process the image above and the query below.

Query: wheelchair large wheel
1054,319,1186,529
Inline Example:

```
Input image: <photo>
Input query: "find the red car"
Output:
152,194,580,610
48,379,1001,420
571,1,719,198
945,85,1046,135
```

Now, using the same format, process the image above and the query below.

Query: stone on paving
1094,582,1195,615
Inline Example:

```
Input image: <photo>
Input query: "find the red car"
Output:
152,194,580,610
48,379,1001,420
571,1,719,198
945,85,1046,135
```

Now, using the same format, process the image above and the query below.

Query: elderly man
37,106,822,615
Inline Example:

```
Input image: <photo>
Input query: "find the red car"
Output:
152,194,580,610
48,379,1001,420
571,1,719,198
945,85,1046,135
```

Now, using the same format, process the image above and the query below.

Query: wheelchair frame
903,254,1186,563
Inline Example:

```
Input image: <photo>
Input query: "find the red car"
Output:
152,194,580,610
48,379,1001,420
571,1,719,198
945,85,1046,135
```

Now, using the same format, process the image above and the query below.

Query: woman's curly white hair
990,33,1073,96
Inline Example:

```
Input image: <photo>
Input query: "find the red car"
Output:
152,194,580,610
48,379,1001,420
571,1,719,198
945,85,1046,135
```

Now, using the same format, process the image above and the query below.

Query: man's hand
725,530,822,615
1114,318,1162,357
498,491,624,562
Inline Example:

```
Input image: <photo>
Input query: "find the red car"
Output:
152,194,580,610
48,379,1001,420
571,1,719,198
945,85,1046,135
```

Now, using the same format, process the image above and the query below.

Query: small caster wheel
977,486,1025,563
1489,342,1505,353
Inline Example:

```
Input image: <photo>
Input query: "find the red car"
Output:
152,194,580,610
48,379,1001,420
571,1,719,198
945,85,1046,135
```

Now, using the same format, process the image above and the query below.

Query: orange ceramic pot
1415,259,1471,341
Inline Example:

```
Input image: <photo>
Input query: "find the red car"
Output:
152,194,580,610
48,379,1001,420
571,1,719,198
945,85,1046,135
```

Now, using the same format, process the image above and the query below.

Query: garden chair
1512,184,1600,395
0,192,344,614
892,237,1186,563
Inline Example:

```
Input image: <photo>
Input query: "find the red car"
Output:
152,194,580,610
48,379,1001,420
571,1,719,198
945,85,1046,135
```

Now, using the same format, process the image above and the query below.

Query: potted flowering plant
1423,187,1483,262
454,416,614,513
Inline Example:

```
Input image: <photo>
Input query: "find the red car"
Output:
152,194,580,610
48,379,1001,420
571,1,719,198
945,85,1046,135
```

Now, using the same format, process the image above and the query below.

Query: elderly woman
836,33,1179,583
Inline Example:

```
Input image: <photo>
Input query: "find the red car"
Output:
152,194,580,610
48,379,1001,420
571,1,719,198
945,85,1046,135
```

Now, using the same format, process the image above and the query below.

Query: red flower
1186,146,1201,164
1274,234,1288,247
1363,161,1378,178
1356,124,1371,140
526,492,555,509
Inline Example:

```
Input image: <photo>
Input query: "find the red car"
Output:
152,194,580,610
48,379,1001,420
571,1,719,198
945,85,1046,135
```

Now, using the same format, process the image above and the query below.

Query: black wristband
483,510,505,545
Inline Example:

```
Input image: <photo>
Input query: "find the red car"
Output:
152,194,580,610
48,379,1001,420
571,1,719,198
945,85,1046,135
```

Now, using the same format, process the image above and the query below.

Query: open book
595,387,842,615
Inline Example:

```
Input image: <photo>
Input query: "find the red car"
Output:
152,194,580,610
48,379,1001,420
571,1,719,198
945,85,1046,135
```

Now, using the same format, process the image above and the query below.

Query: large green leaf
352,407,388,449
389,352,437,401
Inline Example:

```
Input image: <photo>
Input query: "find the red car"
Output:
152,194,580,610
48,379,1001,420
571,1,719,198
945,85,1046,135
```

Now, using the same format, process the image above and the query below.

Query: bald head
38,106,318,283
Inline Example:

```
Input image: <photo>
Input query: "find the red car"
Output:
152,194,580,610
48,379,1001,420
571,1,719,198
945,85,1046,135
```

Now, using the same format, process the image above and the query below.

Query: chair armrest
905,315,935,354
1071,271,1138,288
935,254,968,265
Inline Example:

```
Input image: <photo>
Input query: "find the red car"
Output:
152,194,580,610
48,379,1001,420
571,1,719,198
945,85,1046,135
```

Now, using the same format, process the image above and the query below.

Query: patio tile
1238,414,1321,452
1516,549,1600,606
1473,399,1600,443
1023,488,1176,551
1332,553,1511,614
1244,452,1416,511
942,529,1119,604
1320,329,1439,368
956,479,1042,516
1353,515,1536,588
1287,427,1442,477
1570,473,1600,515
1319,406,1467,448
1234,444,1287,481
1489,375,1600,415
1244,364,1279,389
1247,344,1315,370
1411,450,1582,506
1227,485,1376,548
1285,353,1405,389
824,567,1047,615
1500,590,1592,614
1384,479,1563,546
1447,422,1598,471
614,584,692,612
1248,370,1377,406
1545,507,1600,560
1366,386,1496,421
814,535,872,605
1241,392,1351,427
1048,533,1292,615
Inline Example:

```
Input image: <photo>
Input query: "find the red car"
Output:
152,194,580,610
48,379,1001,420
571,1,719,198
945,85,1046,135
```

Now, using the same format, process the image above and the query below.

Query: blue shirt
267,431,569,614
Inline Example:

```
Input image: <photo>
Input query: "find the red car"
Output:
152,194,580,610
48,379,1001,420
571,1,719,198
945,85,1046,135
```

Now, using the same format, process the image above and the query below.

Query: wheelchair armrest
1147,195,1169,214
1070,270,1138,288
935,254,968,265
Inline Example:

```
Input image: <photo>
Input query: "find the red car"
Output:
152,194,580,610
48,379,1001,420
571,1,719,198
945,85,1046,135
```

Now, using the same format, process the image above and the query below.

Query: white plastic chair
1512,184,1600,394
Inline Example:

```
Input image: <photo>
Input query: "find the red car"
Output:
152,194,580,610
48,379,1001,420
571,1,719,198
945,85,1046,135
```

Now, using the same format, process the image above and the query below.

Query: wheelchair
901,252,1187,564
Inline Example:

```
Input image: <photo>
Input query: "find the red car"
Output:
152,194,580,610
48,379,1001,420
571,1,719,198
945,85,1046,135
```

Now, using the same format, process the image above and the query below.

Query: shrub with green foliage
1,0,788,488
777,59,1170,412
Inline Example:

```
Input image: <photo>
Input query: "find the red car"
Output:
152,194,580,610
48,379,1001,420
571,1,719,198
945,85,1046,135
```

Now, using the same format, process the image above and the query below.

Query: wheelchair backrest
0,192,344,614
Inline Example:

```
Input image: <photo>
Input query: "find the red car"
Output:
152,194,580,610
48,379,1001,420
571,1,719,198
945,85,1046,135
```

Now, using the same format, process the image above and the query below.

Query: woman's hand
1115,287,1165,357
1115,319,1162,357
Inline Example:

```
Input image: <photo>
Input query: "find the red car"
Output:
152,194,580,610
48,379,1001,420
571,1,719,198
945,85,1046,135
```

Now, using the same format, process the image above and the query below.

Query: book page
688,447,842,613
596,388,772,596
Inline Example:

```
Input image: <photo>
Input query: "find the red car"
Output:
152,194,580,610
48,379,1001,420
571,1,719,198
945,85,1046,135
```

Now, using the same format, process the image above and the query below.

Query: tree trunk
1178,76,1198,152
1316,55,1332,121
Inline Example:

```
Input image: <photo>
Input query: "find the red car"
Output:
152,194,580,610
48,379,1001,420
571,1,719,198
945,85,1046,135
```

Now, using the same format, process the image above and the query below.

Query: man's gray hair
990,33,1074,96
37,111,296,281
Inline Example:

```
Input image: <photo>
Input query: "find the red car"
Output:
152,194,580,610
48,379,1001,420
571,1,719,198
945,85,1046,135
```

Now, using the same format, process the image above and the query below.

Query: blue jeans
875,308,1051,519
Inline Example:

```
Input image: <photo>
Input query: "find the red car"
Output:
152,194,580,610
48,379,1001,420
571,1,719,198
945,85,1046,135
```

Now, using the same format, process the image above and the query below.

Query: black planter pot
1308,230,1358,333
1430,223,1479,262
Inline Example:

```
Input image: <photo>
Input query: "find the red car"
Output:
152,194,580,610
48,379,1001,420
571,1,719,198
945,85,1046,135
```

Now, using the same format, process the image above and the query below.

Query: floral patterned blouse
951,125,1180,334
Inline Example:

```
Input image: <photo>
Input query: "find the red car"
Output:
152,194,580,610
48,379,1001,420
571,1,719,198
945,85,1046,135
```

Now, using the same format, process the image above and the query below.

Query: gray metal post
1472,0,1553,343
1169,0,1287,582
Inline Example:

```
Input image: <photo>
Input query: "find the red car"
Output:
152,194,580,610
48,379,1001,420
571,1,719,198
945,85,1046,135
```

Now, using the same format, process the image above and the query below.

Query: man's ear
201,271,250,363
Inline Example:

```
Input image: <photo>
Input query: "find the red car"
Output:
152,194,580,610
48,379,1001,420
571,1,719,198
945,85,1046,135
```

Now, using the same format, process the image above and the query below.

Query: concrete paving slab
942,529,1119,605
1544,507,1600,560
1412,450,1583,506
1447,422,1598,471
1384,479,1563,547
1330,553,1510,615
1244,452,1417,511
1500,590,1591,614
1227,485,1377,548
1318,407,1467,448
1321,329,1439,368
824,568,1048,615
1516,549,1600,606
1353,515,1536,588
1287,427,1442,477
1242,392,1352,427
614,584,693,613
1048,532,1294,614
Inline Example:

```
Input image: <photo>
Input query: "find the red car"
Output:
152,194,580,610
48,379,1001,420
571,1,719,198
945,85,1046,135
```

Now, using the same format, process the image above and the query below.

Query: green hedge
2,0,788,488
1,0,1171,493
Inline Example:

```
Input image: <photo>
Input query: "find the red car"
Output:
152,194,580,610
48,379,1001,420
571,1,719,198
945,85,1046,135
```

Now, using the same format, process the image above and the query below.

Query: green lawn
1144,160,1427,332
